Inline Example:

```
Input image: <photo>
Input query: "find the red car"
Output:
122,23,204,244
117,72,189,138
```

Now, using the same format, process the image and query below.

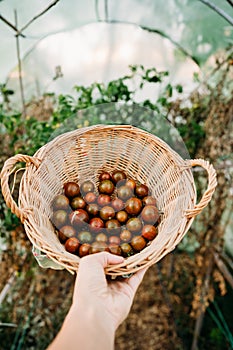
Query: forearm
47,303,115,350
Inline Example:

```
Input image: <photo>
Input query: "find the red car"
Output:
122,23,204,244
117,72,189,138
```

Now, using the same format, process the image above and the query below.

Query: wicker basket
1,124,217,276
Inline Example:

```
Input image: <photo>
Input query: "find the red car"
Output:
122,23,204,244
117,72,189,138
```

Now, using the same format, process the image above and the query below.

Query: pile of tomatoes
51,170,161,258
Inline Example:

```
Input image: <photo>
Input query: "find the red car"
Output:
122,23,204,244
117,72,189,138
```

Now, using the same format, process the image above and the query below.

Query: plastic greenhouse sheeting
0,0,232,99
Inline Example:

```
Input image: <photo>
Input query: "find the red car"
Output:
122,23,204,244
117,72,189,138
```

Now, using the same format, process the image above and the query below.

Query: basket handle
1,154,41,222
185,158,217,218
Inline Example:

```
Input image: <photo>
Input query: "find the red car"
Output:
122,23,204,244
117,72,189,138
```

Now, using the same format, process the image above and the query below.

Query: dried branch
0,14,25,37
198,0,233,26
14,10,26,118
214,252,233,289
0,271,16,305
226,0,233,8
17,0,60,36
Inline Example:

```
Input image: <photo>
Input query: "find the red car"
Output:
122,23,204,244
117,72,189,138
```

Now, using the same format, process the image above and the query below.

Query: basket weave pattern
1,125,217,275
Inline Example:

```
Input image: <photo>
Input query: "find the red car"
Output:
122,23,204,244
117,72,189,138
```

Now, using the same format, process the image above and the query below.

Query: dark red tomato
99,171,112,181
120,243,134,257
98,180,115,195
135,184,149,198
125,179,136,191
112,170,127,184
130,236,146,251
141,225,158,241
105,219,121,235
69,209,89,227
90,241,109,254
111,197,124,212
117,185,133,201
59,225,76,242
99,206,115,220
141,205,159,224
70,196,86,210
108,244,121,256
86,203,99,216
126,217,142,233
120,229,132,242
79,243,91,257
95,232,108,243
116,210,128,223
52,210,68,228
84,192,97,204
109,235,121,245
125,197,142,215
64,182,80,198
97,194,111,207
77,230,93,243
65,237,80,253
80,180,95,195
89,217,104,233
142,196,157,207
52,194,70,210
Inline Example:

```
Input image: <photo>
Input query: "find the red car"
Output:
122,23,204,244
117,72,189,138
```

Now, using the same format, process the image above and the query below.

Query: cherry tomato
52,194,70,210
117,185,133,201
90,241,109,254
77,230,93,243
69,209,89,227
120,229,132,242
111,198,124,212
120,243,134,257
86,203,99,216
84,192,97,204
130,236,146,251
142,196,157,206
58,225,76,242
52,210,68,228
89,217,104,233
116,210,128,223
65,237,80,253
79,243,91,257
96,232,108,243
80,180,95,195
99,171,112,181
70,196,86,210
126,217,143,233
111,170,127,184
125,197,142,215
97,194,111,207
98,180,115,195
135,184,149,198
64,182,80,198
99,206,115,220
141,205,159,224
109,235,121,245
125,179,136,191
108,244,121,256
105,219,121,235
141,225,158,241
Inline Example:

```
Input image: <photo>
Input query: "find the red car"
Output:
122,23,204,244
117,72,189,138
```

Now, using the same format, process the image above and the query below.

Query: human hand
73,251,148,330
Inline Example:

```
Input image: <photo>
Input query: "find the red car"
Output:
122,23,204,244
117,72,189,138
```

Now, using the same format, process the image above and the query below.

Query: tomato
77,230,93,243
109,235,121,245
79,243,91,257
52,210,68,228
130,236,146,251
89,217,104,233
70,196,86,210
120,229,132,242
86,203,99,216
120,243,134,257
108,244,121,256
58,225,76,242
99,206,115,220
98,180,115,195
116,210,128,223
80,180,95,195
64,182,80,198
105,219,121,235
142,196,157,206
111,197,124,212
126,217,143,233
52,194,70,210
141,205,159,224
96,232,108,243
135,184,149,198
90,241,109,254
112,170,127,184
99,171,112,181
125,179,136,191
97,194,111,207
84,192,97,204
69,209,89,227
125,197,142,215
141,225,158,240
65,237,80,253
117,185,133,201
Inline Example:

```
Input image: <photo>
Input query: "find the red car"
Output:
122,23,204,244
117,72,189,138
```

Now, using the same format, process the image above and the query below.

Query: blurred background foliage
0,1,233,350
